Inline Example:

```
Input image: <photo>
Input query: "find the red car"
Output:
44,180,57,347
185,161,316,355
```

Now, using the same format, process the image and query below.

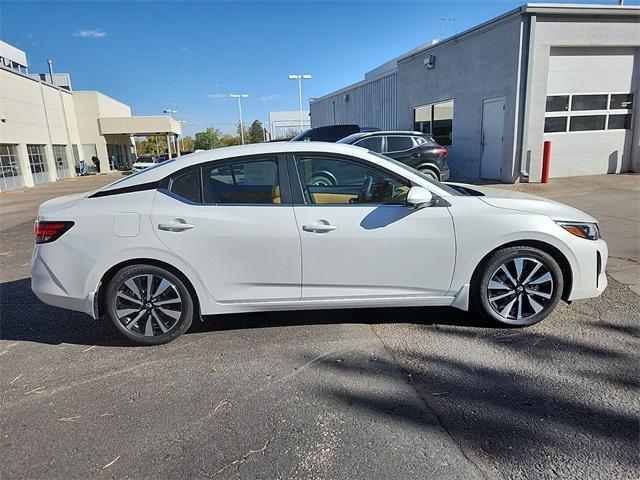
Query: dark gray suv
338,131,449,181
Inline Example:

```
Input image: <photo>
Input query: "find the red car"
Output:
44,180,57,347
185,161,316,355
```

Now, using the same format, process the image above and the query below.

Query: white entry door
480,97,505,180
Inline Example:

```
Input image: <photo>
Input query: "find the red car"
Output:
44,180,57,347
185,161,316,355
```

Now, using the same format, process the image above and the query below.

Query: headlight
557,221,600,240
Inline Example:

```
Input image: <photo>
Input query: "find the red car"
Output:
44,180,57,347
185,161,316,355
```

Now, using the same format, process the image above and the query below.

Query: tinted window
354,136,383,152
202,158,280,204
610,94,634,110
413,100,454,146
295,155,410,205
546,96,569,112
569,115,606,132
608,114,632,130
571,95,608,111
544,117,567,133
169,169,201,203
385,136,414,152
414,136,438,146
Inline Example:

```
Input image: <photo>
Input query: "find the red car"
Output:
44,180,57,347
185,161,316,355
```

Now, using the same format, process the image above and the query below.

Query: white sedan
31,142,607,345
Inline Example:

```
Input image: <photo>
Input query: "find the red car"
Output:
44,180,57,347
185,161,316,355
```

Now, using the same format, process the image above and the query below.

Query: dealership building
0,41,181,192
310,3,639,182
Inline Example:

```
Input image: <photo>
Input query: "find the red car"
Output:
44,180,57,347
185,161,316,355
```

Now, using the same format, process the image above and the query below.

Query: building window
608,114,632,130
571,94,608,111
569,115,606,132
544,93,634,134
52,145,72,179
0,144,25,192
27,144,49,185
82,144,99,172
544,117,568,133
610,94,634,110
413,99,453,146
546,96,569,112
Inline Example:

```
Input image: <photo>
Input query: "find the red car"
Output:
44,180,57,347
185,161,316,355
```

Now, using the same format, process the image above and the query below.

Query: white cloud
73,29,107,38
206,94,227,99
260,94,280,102
179,46,188,52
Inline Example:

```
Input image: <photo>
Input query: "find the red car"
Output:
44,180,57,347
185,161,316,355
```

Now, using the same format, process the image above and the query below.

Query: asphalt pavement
0,173,638,479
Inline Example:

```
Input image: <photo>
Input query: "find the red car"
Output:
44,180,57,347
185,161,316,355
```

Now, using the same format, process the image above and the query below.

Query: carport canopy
98,115,182,136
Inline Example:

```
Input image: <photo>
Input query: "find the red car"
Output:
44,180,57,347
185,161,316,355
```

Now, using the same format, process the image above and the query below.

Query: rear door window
385,136,415,152
202,158,281,204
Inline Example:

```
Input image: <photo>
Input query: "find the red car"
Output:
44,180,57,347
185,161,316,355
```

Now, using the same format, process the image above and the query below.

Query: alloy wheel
486,257,554,323
114,274,183,337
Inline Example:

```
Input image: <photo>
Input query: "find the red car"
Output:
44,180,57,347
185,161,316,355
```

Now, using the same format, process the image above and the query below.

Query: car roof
339,131,427,143
96,141,454,197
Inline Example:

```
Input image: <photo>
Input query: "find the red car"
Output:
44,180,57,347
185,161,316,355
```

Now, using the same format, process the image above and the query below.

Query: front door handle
302,220,339,233
158,219,195,232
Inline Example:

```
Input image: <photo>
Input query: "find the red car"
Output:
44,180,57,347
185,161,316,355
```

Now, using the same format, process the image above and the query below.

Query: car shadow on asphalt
302,344,639,476
0,277,495,347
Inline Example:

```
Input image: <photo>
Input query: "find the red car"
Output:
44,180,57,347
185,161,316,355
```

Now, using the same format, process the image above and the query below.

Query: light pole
288,74,311,132
178,120,187,152
230,94,248,144
163,109,178,158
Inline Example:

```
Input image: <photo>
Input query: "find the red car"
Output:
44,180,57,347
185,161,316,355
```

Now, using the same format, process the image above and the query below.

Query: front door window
294,155,410,205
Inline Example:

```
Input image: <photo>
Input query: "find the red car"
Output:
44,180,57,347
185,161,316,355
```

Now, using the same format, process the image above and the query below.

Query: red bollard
541,141,551,183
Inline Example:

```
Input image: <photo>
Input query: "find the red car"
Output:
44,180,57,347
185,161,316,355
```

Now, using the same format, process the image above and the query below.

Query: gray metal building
310,3,639,182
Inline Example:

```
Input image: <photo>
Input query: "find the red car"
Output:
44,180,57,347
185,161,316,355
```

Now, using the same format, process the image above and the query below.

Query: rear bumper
440,167,450,181
31,246,97,318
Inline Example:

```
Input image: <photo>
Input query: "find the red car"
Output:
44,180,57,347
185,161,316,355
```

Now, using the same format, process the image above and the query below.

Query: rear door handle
302,221,339,233
410,153,421,159
158,220,195,232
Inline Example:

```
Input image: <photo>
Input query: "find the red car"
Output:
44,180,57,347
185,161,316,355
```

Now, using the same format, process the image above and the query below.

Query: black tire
471,246,563,327
419,167,440,181
104,264,194,345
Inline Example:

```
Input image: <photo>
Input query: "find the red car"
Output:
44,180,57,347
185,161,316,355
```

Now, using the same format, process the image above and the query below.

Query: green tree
246,120,265,144
136,136,166,156
194,128,223,150
180,136,195,152
220,134,241,147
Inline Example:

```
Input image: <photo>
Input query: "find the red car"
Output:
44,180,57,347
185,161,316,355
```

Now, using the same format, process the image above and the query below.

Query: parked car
290,124,379,142
339,131,449,181
32,142,607,345
131,156,159,172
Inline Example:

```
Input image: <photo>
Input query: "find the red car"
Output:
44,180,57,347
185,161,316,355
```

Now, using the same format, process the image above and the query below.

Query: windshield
368,151,461,196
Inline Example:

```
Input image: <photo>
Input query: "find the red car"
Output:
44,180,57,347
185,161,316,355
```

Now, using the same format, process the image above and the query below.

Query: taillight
436,147,448,158
34,221,74,244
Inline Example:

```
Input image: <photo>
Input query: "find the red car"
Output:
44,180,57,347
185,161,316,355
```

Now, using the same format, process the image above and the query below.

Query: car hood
450,183,598,223
38,192,88,215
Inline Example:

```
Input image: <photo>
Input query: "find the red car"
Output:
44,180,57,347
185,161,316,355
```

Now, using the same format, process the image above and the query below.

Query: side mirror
406,186,433,208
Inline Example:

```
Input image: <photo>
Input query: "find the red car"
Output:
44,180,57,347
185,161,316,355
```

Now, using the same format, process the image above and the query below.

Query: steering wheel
357,175,374,203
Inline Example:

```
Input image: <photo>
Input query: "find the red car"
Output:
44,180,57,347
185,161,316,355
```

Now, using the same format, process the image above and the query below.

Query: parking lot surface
1,173,638,479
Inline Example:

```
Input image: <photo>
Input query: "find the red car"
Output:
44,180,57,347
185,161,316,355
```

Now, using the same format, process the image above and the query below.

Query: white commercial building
310,3,639,182
0,40,181,192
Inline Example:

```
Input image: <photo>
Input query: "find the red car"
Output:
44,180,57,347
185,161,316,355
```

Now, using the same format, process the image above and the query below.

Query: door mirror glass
406,186,433,208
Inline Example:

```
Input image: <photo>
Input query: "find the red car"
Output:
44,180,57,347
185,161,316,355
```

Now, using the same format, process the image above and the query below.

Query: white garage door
543,47,637,177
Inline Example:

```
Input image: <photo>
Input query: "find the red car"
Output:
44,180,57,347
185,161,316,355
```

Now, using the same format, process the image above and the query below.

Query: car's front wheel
472,246,563,326
104,264,194,345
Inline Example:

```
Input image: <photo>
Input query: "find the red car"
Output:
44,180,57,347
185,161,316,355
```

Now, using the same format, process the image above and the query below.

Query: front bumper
567,238,608,300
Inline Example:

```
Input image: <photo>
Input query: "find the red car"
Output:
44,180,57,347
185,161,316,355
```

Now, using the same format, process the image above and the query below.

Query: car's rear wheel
105,264,193,345
419,167,440,181
472,246,563,326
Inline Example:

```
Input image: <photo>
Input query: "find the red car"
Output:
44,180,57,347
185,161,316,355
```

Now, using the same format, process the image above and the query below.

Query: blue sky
3,0,637,136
